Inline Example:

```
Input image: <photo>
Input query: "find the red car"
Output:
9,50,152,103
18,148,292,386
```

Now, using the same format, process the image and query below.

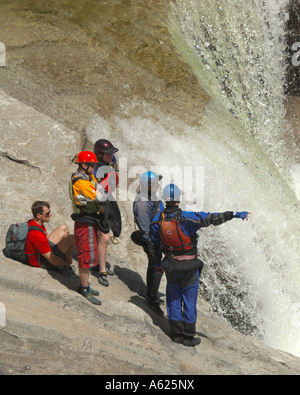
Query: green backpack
3,222,43,264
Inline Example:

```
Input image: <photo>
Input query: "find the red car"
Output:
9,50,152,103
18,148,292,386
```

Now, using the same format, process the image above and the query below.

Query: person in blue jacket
150,183,250,347
132,171,165,316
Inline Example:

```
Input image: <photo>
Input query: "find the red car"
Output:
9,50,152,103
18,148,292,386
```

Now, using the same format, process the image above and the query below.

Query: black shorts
40,241,65,270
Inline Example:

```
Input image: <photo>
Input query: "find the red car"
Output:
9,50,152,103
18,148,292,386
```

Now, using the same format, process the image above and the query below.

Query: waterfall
162,0,300,356
169,0,290,171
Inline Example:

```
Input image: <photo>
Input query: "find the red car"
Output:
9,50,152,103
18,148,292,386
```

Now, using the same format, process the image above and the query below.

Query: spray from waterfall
165,0,300,356
168,0,290,173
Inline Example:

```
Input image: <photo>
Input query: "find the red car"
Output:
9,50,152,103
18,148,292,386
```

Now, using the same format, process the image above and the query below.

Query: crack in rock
0,151,41,172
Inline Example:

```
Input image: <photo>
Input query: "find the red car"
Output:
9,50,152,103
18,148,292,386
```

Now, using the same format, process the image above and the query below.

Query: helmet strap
79,163,89,173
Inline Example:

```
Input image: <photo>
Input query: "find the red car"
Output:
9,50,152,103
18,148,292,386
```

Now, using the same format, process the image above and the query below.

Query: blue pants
166,270,200,337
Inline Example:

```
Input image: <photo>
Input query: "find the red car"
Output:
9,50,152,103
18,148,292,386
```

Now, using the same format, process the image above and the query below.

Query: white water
166,0,300,356
291,165,300,200
169,0,291,170
86,0,300,356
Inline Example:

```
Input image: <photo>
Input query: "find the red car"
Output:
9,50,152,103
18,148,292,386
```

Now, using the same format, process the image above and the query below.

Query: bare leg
48,225,69,244
48,225,76,265
97,231,110,273
79,267,90,288
57,235,76,265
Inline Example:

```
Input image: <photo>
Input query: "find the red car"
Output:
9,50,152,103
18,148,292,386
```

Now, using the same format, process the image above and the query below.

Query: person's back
150,183,250,347
133,191,163,242
131,171,165,316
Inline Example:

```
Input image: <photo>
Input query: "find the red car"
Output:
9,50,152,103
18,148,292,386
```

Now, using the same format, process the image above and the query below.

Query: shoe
77,285,100,297
78,287,102,305
105,266,115,276
171,335,183,344
92,263,114,275
182,336,201,347
146,300,164,316
88,286,100,296
98,272,109,287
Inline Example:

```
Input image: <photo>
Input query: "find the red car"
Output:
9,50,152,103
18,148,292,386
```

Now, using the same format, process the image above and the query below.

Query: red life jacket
159,209,197,256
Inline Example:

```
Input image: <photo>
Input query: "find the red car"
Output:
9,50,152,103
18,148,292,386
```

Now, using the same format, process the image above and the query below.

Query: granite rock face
0,91,81,235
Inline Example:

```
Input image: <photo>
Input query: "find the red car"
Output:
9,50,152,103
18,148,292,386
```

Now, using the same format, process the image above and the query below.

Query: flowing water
167,0,300,355
1,0,300,357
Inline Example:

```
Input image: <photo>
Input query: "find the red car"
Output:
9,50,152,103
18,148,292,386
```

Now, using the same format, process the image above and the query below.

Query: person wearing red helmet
70,151,110,305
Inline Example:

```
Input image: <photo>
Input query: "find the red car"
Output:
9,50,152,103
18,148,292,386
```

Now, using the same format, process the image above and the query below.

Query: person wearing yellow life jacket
151,183,250,347
70,151,110,304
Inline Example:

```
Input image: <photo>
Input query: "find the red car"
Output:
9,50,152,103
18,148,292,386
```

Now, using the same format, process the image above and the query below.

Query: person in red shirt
25,201,76,272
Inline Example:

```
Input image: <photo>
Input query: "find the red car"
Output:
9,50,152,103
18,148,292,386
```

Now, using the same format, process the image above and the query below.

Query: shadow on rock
113,264,147,297
42,268,79,292
114,265,170,337
129,294,170,337
2,250,80,292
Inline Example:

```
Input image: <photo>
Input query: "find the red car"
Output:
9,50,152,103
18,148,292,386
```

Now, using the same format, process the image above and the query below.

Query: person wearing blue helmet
132,171,165,316
151,183,250,347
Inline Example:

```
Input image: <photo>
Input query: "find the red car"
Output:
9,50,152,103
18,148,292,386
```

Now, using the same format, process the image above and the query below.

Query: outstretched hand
234,211,252,220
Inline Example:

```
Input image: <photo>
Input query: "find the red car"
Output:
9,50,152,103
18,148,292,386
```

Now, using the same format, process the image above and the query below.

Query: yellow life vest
69,171,100,215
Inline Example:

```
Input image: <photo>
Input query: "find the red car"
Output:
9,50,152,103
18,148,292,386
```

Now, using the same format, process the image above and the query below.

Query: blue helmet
162,184,182,201
139,171,162,191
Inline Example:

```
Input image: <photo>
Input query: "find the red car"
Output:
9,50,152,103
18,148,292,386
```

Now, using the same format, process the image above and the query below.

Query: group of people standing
24,138,250,347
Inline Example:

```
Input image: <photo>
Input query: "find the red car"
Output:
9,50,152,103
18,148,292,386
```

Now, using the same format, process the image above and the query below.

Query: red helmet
75,151,98,164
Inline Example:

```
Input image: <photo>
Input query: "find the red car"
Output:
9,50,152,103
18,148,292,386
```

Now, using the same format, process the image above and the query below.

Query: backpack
3,222,43,264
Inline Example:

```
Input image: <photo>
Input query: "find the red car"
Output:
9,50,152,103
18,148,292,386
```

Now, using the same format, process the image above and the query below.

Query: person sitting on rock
25,201,76,275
